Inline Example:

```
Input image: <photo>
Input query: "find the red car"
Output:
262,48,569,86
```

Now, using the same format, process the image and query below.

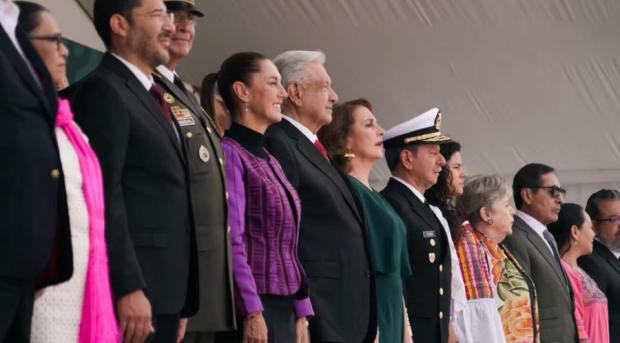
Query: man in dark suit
380,108,453,343
0,1,72,341
265,50,376,343
61,0,198,342
155,1,235,342
502,163,578,343
580,189,620,343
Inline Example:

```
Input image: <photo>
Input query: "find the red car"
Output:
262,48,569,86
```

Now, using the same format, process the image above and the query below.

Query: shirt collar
516,210,555,254
282,115,317,143
112,53,154,91
156,65,176,83
391,176,426,203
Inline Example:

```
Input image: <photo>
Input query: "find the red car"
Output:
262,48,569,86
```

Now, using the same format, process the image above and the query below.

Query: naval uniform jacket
579,240,620,343
153,71,235,330
0,24,72,287
61,54,195,316
380,178,451,343
265,119,376,343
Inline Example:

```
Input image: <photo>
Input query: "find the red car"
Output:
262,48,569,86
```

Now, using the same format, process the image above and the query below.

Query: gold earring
344,151,356,159
487,219,493,225
244,102,250,112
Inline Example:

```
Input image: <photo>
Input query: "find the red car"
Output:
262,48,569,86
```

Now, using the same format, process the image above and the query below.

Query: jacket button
219,158,224,166
226,192,229,201
186,132,193,138
227,226,231,234
207,127,212,134
439,311,444,320
50,169,60,180
439,288,444,296
439,265,443,272
430,238,436,246
365,270,371,278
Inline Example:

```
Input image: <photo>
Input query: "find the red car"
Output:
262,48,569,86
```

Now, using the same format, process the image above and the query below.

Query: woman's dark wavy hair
202,52,268,120
548,203,586,256
426,141,465,243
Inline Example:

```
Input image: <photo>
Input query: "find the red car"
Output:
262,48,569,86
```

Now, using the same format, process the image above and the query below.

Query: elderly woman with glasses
549,203,609,343
16,2,118,342
454,175,540,343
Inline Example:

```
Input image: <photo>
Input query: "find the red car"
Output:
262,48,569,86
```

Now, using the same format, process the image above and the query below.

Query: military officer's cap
164,0,204,17
383,108,452,150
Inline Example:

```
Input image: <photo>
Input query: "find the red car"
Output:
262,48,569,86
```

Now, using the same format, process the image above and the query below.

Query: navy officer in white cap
380,108,456,343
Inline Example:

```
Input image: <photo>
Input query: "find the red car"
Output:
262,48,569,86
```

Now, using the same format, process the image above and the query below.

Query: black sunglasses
30,34,64,50
532,186,566,199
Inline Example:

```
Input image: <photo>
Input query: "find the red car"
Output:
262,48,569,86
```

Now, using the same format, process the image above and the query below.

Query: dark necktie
173,75,187,93
314,140,329,161
542,229,572,287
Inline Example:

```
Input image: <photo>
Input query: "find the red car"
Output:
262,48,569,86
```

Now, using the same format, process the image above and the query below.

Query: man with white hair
265,51,376,343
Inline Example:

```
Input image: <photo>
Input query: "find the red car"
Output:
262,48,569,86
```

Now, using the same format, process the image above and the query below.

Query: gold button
430,239,436,247
50,169,60,180
186,132,193,138
219,158,224,166
439,288,444,296
227,226,231,233
207,127,212,134
226,192,229,201
439,265,443,272
439,311,444,320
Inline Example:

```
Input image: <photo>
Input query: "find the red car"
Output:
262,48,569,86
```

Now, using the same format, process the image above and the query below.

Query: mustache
158,32,171,39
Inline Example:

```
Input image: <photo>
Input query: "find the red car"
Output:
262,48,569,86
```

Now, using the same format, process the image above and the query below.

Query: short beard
599,235,620,251
129,31,170,69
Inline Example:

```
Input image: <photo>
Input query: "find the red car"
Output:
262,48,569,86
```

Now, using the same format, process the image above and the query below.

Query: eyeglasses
172,12,196,26
30,34,64,51
533,186,567,199
595,216,620,225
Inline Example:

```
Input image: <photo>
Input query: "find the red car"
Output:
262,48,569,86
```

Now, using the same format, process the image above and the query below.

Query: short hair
456,174,512,227
273,50,325,90
585,189,620,221
385,145,419,172
512,163,555,210
318,98,373,173
548,203,586,255
14,1,47,35
93,0,143,49
202,52,268,118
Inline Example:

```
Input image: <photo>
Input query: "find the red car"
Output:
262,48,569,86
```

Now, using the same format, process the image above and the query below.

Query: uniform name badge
199,145,210,163
423,230,436,238
171,106,196,127
429,253,436,263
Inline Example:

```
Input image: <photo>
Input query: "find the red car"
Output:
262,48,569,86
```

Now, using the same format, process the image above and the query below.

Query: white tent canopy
46,0,620,204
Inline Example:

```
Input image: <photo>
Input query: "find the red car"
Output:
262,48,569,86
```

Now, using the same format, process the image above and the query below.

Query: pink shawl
56,99,120,343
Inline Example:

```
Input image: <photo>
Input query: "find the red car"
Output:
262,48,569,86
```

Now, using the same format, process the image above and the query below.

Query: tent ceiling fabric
178,0,620,201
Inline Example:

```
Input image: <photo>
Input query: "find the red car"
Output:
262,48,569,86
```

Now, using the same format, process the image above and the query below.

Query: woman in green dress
319,98,412,343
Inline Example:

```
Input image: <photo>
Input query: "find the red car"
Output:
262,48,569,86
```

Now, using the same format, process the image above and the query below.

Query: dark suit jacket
380,178,451,343
579,240,620,343
153,72,235,330
0,25,72,287
61,54,194,315
503,215,578,343
265,120,376,343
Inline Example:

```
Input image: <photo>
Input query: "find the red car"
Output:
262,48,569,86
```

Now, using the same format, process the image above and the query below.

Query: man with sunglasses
153,1,236,342
503,163,579,343
580,189,620,343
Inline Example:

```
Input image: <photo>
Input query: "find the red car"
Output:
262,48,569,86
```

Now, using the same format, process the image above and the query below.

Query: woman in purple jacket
202,52,312,343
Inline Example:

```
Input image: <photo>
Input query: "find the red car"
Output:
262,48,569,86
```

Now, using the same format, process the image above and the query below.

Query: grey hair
586,189,620,221
273,50,326,90
456,174,512,227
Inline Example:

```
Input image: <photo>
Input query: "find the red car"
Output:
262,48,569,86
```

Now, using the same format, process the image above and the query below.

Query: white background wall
36,0,103,51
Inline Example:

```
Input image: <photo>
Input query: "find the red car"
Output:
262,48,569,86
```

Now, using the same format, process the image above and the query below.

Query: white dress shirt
282,115,318,143
156,65,176,83
516,210,555,255
112,53,154,90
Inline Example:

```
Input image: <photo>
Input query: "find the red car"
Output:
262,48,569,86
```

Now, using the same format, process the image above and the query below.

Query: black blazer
265,120,376,343
0,25,72,286
579,240,620,343
503,216,578,343
380,178,451,343
153,72,236,330
61,54,194,315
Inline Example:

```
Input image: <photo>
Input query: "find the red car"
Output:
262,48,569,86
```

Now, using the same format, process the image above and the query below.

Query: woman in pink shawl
15,2,119,342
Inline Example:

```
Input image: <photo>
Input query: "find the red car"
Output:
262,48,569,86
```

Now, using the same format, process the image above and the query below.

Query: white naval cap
383,108,452,150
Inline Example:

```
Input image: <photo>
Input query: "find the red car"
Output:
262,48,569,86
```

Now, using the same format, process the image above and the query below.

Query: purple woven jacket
221,137,312,318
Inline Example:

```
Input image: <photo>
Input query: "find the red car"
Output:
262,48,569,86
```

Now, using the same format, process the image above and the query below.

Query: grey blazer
503,215,578,343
